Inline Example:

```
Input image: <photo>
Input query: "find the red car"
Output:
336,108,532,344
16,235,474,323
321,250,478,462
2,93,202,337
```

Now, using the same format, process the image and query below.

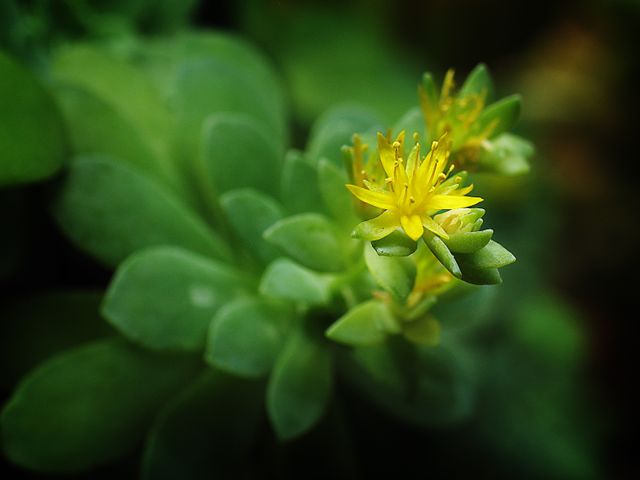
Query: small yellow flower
346,131,482,242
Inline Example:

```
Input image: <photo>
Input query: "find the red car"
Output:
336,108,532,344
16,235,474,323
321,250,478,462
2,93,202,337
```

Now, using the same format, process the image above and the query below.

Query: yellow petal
346,184,396,210
428,194,483,210
401,214,424,241
377,132,396,177
352,210,399,241
422,216,449,239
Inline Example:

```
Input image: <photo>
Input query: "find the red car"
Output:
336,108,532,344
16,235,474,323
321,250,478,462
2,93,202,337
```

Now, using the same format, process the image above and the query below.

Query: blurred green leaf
53,155,231,267
103,246,251,352
392,107,425,143
459,63,494,102
259,258,333,306
264,213,345,272
403,315,441,346
317,158,357,227
479,133,533,176
326,300,399,347
0,51,66,186
142,370,264,480
280,150,323,214
364,243,416,302
472,94,521,140
220,188,285,263
205,297,294,378
200,113,282,198
372,230,418,257
1,339,197,473
267,328,332,440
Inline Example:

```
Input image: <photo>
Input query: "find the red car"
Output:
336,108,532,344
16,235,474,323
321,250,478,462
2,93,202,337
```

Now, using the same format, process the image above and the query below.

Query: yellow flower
346,131,482,242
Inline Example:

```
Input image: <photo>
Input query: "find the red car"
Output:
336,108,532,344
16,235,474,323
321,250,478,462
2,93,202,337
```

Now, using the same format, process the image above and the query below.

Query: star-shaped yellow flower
347,132,483,242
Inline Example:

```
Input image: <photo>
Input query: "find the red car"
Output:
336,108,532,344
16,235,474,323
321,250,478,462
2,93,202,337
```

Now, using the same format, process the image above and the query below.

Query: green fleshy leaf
423,233,462,278
317,158,357,226
51,44,172,161
364,243,416,303
473,94,521,140
260,258,333,306
307,105,382,167
264,213,345,272
1,339,197,473
200,113,282,197
141,370,264,480
219,188,285,263
0,52,66,186
103,246,251,352
371,230,417,257
444,229,493,254
479,133,533,176
267,328,332,440
205,298,294,378
326,300,399,347
52,84,180,193
459,63,494,102
53,155,231,267
403,315,441,346
458,264,502,285
457,240,516,270
280,150,324,214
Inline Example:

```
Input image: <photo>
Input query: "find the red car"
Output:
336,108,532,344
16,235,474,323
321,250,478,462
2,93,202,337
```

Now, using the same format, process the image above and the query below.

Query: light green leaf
205,298,294,378
103,246,251,352
0,52,66,186
219,188,285,263
141,370,264,480
317,158,357,226
403,315,441,346
479,133,533,176
473,94,521,140
200,113,282,197
264,213,345,272
364,242,416,303
53,155,231,267
423,233,462,278
457,240,516,270
459,63,494,102
1,339,197,473
326,300,399,347
267,328,332,440
259,258,333,306
444,229,493,254
280,150,323,214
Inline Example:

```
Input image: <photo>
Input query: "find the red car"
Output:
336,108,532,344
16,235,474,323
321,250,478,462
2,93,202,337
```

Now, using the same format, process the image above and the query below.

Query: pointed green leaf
264,213,345,272
1,339,197,473
280,150,324,214
364,243,416,302
205,298,294,378
200,113,282,197
403,316,441,346
260,258,333,306
444,229,493,254
474,94,521,139
103,247,251,352
53,155,231,267
459,63,494,102
267,329,332,440
0,52,66,186
458,264,502,285
457,240,516,269
372,230,418,257
423,233,462,278
219,188,285,263
326,300,399,347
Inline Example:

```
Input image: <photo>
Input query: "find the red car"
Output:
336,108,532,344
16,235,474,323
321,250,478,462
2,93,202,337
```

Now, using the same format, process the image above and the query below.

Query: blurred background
1,0,638,478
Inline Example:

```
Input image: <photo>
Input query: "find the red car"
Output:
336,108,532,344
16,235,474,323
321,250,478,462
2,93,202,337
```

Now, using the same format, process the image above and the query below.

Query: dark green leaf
1,339,197,473
423,234,462,278
372,230,417,257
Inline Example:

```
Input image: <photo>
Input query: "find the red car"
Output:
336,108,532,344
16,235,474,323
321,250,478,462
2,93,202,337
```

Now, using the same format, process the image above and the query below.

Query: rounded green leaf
267,329,332,440
280,150,323,214
457,240,516,270
142,371,264,480
479,133,533,176
259,258,332,306
264,213,345,272
403,316,441,346
364,243,416,302
317,158,357,227
103,246,251,352
423,233,462,278
220,188,285,263
1,339,197,473
372,230,418,257
200,113,282,197
53,155,231,267
0,52,66,186
205,298,294,378
444,229,493,254
326,300,399,347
